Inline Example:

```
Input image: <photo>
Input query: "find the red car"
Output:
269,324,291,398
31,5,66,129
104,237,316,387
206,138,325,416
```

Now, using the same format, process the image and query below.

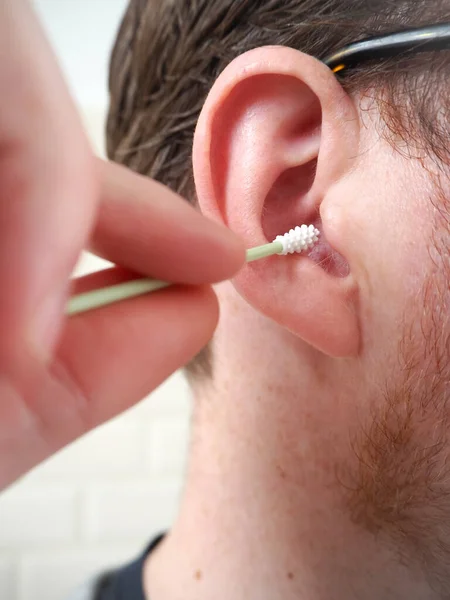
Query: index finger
90,159,245,284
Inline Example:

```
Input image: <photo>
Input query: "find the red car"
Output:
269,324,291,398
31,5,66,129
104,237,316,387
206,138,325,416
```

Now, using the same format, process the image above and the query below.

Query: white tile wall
83,480,182,542
0,558,14,600
147,418,190,475
0,486,77,548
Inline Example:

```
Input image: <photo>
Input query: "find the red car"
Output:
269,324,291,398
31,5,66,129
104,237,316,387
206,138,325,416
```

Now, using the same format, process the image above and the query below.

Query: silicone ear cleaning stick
67,224,319,316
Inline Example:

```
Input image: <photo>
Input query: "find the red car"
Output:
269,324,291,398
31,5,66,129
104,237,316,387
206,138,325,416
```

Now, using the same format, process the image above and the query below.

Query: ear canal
193,46,361,357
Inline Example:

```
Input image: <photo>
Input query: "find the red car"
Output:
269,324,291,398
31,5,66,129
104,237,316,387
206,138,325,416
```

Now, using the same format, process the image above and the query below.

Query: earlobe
193,46,361,357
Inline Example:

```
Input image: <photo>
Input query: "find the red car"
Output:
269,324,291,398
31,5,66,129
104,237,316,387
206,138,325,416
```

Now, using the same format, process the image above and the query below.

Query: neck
144,372,433,600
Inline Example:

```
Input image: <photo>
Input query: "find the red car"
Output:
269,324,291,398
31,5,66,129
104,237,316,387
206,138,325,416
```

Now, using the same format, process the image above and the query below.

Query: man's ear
193,46,360,357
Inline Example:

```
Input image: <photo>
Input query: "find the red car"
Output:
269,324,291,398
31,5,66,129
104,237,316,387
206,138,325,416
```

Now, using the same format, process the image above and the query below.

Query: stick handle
66,241,283,316
67,279,170,315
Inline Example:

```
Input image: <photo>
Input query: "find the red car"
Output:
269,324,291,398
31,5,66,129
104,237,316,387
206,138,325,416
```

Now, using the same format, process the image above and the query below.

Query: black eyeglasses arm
323,23,450,74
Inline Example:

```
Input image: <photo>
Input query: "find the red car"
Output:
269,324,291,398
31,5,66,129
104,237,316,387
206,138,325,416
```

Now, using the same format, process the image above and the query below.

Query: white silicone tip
274,224,320,255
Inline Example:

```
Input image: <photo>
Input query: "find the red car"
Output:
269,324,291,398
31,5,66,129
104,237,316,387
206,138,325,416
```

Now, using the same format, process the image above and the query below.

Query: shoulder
66,570,119,600
66,535,165,600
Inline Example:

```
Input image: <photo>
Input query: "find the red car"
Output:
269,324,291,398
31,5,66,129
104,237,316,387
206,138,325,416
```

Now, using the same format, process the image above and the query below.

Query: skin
0,0,244,490
3,6,449,597
144,48,450,599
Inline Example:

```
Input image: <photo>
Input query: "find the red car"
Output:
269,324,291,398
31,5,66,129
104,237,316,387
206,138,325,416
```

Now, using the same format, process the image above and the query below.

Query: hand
0,1,244,490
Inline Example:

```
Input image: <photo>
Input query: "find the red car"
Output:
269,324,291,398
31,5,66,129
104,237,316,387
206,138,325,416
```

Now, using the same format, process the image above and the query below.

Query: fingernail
29,285,68,362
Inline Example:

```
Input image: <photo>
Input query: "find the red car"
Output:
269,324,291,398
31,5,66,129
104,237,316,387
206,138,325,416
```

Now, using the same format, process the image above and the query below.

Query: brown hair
106,0,450,377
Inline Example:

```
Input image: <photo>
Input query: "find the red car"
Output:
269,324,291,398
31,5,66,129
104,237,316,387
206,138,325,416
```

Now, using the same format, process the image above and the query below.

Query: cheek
336,153,435,351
